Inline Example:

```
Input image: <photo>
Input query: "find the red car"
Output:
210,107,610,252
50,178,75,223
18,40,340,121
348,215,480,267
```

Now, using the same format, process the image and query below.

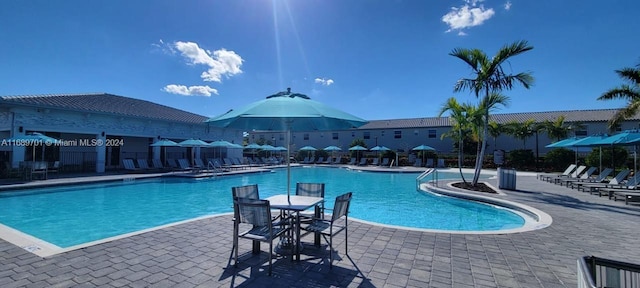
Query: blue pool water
0,167,525,248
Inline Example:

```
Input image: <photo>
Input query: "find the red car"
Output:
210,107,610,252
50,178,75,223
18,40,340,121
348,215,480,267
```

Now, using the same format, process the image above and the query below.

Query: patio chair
296,183,326,221
371,158,379,166
538,164,576,181
426,158,434,168
568,168,613,189
558,167,597,186
48,161,60,176
176,159,193,171
381,158,390,166
233,197,291,276
315,157,324,164
577,169,631,193
122,159,142,172
151,159,166,170
347,158,356,165
301,192,352,268
357,158,367,166
413,159,423,167
548,165,586,183
437,159,445,168
136,159,154,171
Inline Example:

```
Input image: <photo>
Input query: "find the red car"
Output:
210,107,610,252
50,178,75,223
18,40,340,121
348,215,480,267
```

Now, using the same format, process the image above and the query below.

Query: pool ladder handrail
207,160,223,178
416,168,438,190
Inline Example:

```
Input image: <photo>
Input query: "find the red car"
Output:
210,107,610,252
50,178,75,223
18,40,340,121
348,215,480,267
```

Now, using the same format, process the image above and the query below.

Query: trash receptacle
498,167,516,190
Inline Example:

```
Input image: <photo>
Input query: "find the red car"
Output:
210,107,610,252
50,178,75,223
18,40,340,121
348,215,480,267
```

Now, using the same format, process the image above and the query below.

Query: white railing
207,161,222,178
416,168,438,190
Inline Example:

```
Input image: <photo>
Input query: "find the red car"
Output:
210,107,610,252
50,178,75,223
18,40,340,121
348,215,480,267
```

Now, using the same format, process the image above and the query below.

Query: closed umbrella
207,88,367,199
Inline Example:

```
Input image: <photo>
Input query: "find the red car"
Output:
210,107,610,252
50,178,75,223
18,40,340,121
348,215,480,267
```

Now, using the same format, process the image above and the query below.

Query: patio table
265,194,323,261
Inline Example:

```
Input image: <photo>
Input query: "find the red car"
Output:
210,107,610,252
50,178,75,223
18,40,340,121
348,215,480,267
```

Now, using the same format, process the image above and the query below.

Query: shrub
585,146,628,169
543,148,575,172
508,149,535,170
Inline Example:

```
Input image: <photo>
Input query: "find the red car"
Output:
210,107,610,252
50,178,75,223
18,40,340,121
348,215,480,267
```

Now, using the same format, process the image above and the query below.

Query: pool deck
2,167,640,287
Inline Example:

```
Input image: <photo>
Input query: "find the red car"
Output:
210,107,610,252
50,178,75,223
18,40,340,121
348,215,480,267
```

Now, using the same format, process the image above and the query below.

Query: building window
332,132,339,140
428,130,437,139
364,132,370,139
414,130,419,135
279,134,284,140
394,130,402,139
351,132,355,137
303,133,309,140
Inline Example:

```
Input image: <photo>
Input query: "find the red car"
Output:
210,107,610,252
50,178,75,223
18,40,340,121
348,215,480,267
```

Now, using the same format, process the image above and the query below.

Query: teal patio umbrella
150,139,179,166
412,144,436,165
209,140,235,160
349,145,368,162
178,139,209,166
4,132,61,162
206,88,367,199
299,145,317,159
323,145,342,161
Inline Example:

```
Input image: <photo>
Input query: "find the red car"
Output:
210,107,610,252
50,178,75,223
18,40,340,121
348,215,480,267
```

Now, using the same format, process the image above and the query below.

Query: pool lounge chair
413,159,423,167
347,158,356,165
612,190,640,205
123,159,143,173
176,159,194,171
151,159,168,171
371,158,379,166
426,158,434,168
538,164,577,181
557,167,597,186
315,157,324,164
589,173,640,197
576,169,631,193
381,158,390,167
545,165,587,184
568,168,613,189
357,158,367,166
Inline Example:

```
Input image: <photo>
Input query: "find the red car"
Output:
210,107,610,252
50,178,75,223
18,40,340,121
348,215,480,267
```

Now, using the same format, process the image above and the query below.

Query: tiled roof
0,93,208,124
359,109,637,130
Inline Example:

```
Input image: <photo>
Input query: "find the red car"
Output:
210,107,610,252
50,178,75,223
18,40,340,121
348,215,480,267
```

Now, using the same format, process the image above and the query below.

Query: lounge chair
381,158,390,166
347,158,356,165
357,158,367,166
538,164,577,181
301,192,352,268
568,168,613,189
315,157,324,164
26,161,48,180
577,169,631,193
307,157,315,164
558,167,597,186
48,161,60,176
122,159,143,173
590,173,640,197
321,157,331,164
151,159,168,171
612,190,640,205
546,165,586,184
332,157,341,164
426,158,434,168
176,159,193,171
136,159,156,171
371,158,379,166
413,159,423,167
301,156,310,164
437,158,445,168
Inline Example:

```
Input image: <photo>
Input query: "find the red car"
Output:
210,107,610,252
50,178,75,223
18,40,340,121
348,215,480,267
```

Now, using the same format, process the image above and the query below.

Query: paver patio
1,171,640,287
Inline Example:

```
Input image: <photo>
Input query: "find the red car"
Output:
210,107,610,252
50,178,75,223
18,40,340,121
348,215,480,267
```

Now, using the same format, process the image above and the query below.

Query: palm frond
449,48,480,71
598,85,640,101
616,67,640,86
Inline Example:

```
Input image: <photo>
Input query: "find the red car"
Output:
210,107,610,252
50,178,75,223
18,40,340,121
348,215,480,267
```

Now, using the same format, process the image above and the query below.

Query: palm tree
438,97,471,183
488,120,504,151
598,62,640,130
542,116,570,141
505,119,536,149
450,40,534,186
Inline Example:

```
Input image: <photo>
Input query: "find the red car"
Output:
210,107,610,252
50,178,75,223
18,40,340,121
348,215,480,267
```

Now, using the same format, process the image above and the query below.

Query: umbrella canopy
206,89,367,198
208,140,235,147
261,144,276,151
593,131,640,146
545,137,580,148
412,144,436,151
323,145,342,151
3,132,61,162
150,139,179,147
299,145,318,151
206,89,367,131
348,145,367,151
274,146,288,151
370,146,391,151
244,143,263,149
178,139,209,147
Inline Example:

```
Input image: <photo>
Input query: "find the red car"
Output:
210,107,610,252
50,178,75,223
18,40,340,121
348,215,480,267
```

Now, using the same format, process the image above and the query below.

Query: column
10,128,25,168
95,132,106,173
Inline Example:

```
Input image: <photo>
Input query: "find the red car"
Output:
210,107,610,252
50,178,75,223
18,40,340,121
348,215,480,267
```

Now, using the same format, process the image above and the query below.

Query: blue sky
1,0,638,121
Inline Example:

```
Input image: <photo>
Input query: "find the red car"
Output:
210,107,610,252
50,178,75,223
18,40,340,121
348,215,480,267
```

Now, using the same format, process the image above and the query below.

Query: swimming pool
0,167,529,250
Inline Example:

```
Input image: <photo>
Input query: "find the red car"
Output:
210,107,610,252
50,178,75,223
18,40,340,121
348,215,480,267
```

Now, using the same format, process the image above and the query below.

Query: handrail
416,168,437,190
207,160,222,177
578,255,640,288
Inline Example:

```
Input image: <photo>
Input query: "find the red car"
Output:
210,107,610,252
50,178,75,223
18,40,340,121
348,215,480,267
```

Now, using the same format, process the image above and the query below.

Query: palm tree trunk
458,129,466,184
472,95,490,186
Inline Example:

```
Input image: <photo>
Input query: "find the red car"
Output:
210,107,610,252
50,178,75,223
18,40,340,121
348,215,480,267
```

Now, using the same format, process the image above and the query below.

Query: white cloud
162,84,218,97
504,1,512,10
314,77,334,86
442,1,495,34
173,41,243,82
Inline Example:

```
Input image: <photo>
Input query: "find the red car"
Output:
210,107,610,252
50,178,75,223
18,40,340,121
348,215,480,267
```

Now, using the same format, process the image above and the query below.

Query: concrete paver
1,170,640,287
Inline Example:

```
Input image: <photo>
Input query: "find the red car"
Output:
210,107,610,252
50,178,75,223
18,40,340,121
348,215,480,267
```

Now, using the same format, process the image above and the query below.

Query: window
364,132,370,139
332,132,339,140
303,133,309,140
575,130,587,137
394,130,402,139
351,132,355,137
428,130,436,139
279,134,284,140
